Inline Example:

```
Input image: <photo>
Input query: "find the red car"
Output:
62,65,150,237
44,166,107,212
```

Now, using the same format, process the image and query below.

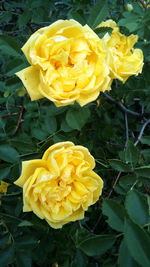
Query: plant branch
134,118,150,146
103,92,141,117
139,0,148,10
0,112,18,119
124,112,129,147
12,107,24,136
92,214,103,232
92,171,122,232
107,171,122,198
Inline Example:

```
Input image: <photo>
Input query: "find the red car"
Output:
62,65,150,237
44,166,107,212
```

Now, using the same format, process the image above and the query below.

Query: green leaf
119,174,137,192
141,149,150,162
18,220,33,227
5,58,27,77
102,199,127,232
125,219,150,267
94,26,112,38
0,234,9,248
15,235,38,249
0,35,22,57
135,165,150,178
141,136,150,146
66,108,90,130
67,10,86,25
125,189,149,226
109,159,131,172
0,145,20,163
42,116,57,134
77,234,116,256
72,250,88,267
18,10,31,28
118,239,141,267
61,119,73,132
122,141,139,165
16,251,32,267
0,11,12,23
31,128,48,141
119,19,138,32
0,245,14,266
88,0,109,28
0,167,10,180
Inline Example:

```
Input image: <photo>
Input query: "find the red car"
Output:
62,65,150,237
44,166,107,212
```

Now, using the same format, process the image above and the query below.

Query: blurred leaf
18,10,31,28
125,219,150,267
16,251,32,267
42,116,57,134
88,0,109,28
109,159,131,172
141,136,150,145
77,234,116,256
0,167,10,180
0,145,19,163
102,199,127,232
0,234,9,248
61,119,73,132
125,189,149,226
119,19,139,32
0,245,14,266
119,141,139,166
135,165,150,178
5,58,27,77
94,26,112,38
118,239,141,267
67,10,86,25
0,35,22,57
72,250,88,267
0,11,12,23
66,108,90,130
15,235,38,249
118,174,137,192
31,128,48,141
18,220,33,227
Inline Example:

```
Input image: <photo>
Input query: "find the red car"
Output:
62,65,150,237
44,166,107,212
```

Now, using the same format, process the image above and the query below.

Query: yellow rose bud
0,181,9,193
102,20,144,82
16,19,112,107
14,142,103,229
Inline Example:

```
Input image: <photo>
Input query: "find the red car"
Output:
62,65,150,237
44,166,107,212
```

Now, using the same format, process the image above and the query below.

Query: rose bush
98,20,144,82
14,142,103,228
16,19,111,107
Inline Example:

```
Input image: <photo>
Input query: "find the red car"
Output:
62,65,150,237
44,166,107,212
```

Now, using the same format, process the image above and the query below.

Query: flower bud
125,3,133,11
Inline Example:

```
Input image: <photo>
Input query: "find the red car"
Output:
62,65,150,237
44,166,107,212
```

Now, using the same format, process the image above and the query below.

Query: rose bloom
14,142,103,229
0,181,9,193
98,20,144,82
16,19,111,107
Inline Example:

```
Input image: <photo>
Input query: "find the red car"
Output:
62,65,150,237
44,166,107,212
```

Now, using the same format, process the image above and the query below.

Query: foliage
0,0,150,266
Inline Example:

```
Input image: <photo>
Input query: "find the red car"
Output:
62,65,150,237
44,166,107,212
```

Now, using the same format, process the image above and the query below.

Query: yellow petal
96,19,118,30
77,89,100,106
42,142,74,161
16,66,43,101
14,159,47,187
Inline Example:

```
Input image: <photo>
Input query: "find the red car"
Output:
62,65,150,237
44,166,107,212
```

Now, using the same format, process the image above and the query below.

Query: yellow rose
102,20,144,82
16,20,111,107
0,181,9,193
14,142,103,229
